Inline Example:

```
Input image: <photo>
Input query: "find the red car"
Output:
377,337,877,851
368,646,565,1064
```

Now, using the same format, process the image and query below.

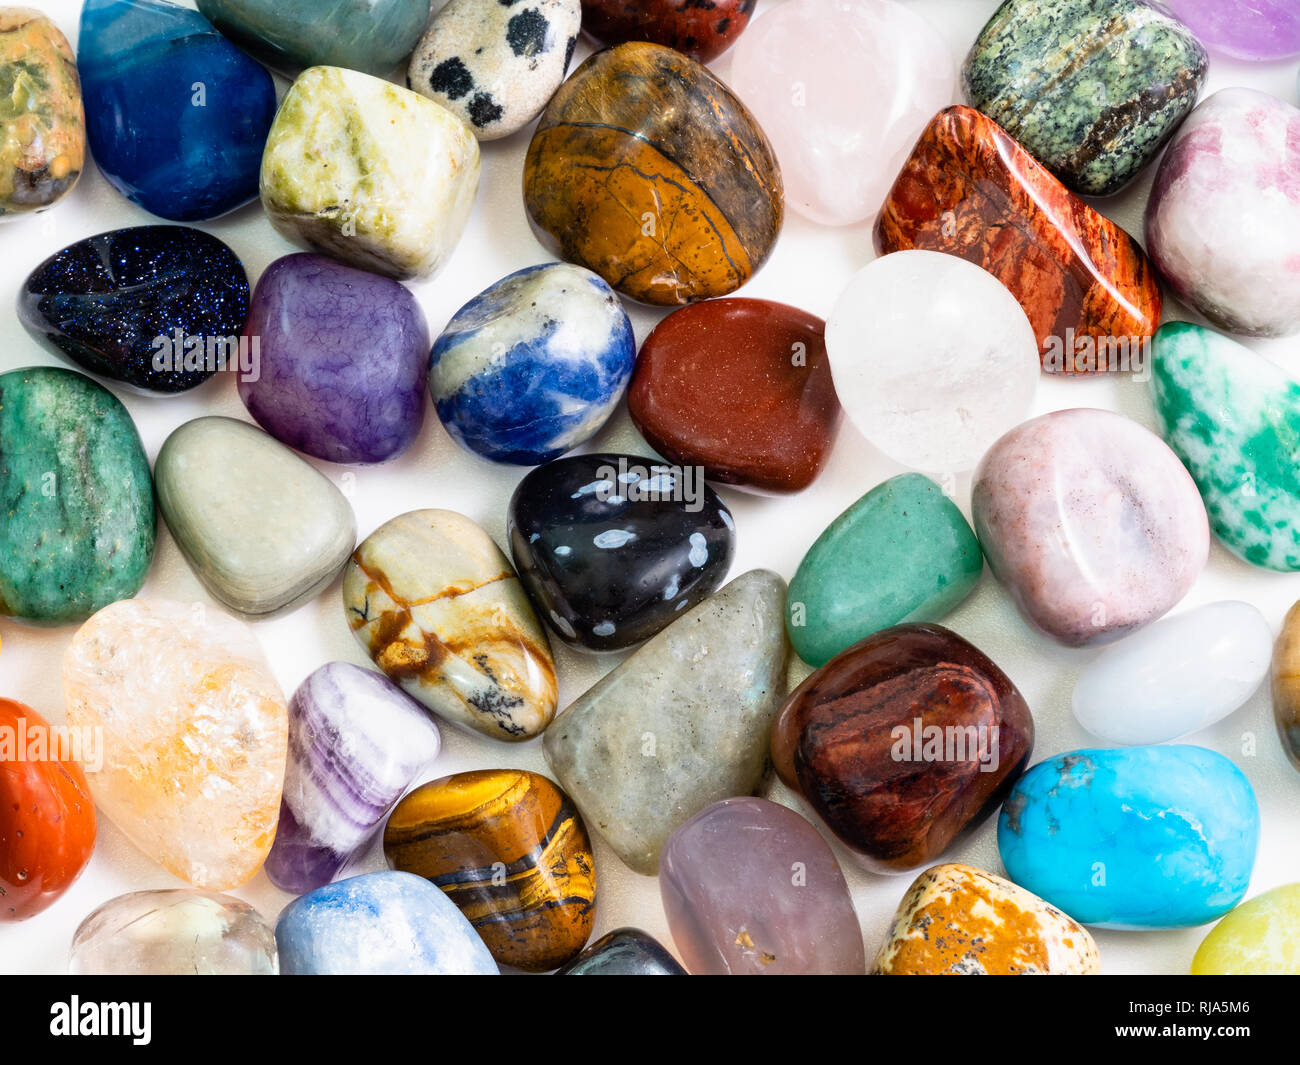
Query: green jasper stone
0,366,155,625
1149,322,1300,572
785,473,983,667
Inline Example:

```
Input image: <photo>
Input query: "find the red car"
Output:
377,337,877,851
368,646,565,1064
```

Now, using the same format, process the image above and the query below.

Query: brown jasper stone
873,863,1100,975
579,0,755,63
1271,601,1300,774
771,623,1034,874
627,298,840,494
523,42,783,306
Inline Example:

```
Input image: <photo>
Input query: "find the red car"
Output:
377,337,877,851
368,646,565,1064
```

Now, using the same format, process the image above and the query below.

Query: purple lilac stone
265,662,441,895
1157,0,1300,61
238,253,429,464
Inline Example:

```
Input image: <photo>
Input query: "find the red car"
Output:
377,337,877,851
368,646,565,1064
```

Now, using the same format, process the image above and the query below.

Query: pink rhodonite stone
972,409,1208,647
63,599,288,890
659,797,866,975
1147,88,1300,339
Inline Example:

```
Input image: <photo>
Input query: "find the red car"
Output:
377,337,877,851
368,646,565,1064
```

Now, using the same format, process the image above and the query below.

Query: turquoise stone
1149,322,1300,571
0,367,155,625
785,473,982,667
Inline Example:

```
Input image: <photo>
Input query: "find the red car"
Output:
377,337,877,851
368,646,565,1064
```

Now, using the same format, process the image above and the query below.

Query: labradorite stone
0,366,155,625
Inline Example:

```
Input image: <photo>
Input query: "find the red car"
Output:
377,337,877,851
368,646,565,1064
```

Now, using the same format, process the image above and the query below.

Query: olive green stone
785,473,983,667
0,366,155,625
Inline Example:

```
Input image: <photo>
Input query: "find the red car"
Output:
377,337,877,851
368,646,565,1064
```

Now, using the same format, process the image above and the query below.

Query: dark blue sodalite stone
78,0,276,221
554,928,686,975
17,225,250,394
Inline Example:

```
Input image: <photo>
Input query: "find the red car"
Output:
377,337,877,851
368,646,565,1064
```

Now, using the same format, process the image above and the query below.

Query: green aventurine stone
1149,322,1300,572
0,366,155,624
785,472,983,667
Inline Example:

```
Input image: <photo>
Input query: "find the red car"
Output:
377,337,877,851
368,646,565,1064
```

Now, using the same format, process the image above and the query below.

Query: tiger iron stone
875,106,1161,373
873,864,1100,975
383,769,595,972
523,42,782,306
771,623,1034,874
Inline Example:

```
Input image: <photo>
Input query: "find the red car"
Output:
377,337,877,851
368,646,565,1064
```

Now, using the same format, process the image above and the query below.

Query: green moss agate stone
0,366,155,625
785,473,983,667
1150,322,1300,571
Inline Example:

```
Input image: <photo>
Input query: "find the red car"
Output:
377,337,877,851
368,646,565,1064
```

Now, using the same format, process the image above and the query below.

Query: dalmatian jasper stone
408,0,580,141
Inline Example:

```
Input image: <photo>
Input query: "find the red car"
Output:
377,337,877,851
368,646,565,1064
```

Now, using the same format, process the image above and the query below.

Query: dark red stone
627,298,840,494
580,0,755,63
771,623,1034,874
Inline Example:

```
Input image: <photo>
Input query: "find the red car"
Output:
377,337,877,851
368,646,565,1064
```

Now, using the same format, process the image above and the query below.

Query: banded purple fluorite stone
265,662,441,894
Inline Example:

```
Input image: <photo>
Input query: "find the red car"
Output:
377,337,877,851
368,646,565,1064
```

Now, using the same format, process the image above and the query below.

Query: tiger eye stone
523,41,782,306
383,769,595,972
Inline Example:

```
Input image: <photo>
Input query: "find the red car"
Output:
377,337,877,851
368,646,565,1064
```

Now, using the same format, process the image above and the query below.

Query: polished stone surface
554,927,685,975
1192,884,1300,974
579,0,753,62
1271,601,1300,775
1160,0,1300,61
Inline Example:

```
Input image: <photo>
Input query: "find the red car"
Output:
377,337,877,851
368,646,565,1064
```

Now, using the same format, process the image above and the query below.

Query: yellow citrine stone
1192,884,1300,975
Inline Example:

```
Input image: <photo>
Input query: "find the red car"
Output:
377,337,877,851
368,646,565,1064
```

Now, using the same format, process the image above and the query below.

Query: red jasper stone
0,698,96,920
580,0,755,63
874,106,1162,374
627,298,840,494
771,624,1034,874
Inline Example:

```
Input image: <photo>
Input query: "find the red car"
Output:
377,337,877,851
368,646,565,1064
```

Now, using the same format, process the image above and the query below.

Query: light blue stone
274,871,498,975
429,263,636,466
998,746,1259,930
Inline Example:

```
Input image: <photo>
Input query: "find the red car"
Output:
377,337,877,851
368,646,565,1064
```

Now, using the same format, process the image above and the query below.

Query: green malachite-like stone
785,473,983,667
1150,322,1300,572
0,366,155,625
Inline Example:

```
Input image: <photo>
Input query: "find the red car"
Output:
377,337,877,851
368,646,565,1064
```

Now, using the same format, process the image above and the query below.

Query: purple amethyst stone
239,253,429,464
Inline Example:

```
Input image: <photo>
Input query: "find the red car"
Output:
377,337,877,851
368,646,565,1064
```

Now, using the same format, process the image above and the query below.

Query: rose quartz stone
659,797,866,975
972,409,1208,647
727,0,954,227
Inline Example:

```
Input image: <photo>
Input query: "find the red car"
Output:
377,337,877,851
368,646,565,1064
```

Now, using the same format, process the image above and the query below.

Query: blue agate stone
428,263,636,466
998,746,1259,930
78,0,276,221
275,872,498,975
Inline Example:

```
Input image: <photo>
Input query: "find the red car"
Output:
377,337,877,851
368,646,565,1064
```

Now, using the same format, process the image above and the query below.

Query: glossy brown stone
627,298,840,494
523,42,782,306
874,106,1162,374
771,623,1034,874
580,0,754,63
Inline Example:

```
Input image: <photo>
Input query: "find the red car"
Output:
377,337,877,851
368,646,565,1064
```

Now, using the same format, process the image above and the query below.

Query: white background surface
2,0,1299,976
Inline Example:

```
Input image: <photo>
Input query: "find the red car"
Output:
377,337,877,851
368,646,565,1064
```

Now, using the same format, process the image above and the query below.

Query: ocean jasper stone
1150,323,1300,571
63,599,288,890
786,474,982,668
963,0,1207,197
18,226,250,395
70,890,277,975
660,798,865,975
155,417,356,618
508,453,735,652
383,769,596,972
276,871,498,975
1072,602,1272,745
825,252,1038,471
998,746,1259,929
343,509,557,741
875,107,1162,371
429,263,635,466
265,663,441,895
408,0,580,141
524,42,782,306
579,0,753,62
627,298,840,494
1273,602,1300,774
239,254,429,464
0,367,154,626
195,0,430,75
1192,884,1300,975
544,570,788,874
1160,0,1300,61
728,0,953,227
261,66,480,281
771,624,1034,874
0,698,95,921
973,408,1208,646
873,864,1100,975
0,9,83,218
1147,89,1300,339
79,0,275,221
555,928,685,975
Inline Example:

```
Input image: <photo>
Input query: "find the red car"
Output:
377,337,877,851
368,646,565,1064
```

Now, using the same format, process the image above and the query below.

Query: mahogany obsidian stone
771,623,1034,874
579,0,755,63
